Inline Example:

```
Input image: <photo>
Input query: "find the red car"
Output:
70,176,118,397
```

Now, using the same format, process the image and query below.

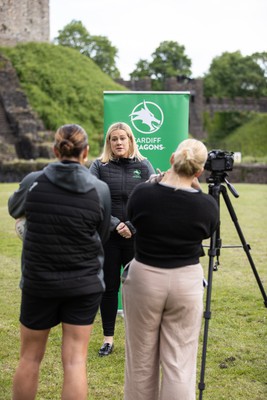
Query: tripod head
204,149,239,198
206,171,239,198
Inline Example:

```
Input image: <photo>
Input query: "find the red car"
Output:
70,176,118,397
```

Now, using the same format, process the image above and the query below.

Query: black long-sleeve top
127,182,219,268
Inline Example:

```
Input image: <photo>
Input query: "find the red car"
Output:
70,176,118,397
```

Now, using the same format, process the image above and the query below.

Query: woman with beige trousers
123,139,219,400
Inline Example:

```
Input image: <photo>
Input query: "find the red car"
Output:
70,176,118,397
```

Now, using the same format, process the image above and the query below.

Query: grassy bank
0,183,266,399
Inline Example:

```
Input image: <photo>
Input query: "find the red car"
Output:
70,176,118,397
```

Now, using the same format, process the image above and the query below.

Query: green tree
90,35,120,78
130,59,151,79
251,51,267,78
53,20,120,79
130,40,192,89
150,41,191,80
53,20,91,53
204,51,267,98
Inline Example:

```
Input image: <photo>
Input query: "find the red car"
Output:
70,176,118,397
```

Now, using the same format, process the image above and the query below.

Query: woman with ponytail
8,124,111,400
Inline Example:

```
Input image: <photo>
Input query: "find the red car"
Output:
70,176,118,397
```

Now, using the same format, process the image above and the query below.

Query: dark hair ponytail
54,124,88,158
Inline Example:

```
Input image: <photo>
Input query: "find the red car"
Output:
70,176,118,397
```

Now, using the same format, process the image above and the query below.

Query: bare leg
12,324,50,400
61,323,93,400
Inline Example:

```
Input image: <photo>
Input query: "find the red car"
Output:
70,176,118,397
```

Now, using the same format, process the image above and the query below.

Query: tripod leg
198,231,217,400
208,183,222,271
220,186,267,307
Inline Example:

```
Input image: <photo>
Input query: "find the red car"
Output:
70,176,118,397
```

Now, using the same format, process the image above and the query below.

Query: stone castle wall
0,0,49,46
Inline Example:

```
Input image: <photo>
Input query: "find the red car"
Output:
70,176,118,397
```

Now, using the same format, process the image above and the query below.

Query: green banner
104,91,190,171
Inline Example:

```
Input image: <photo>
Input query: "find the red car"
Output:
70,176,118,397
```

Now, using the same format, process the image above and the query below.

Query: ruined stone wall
204,97,267,114
0,0,49,46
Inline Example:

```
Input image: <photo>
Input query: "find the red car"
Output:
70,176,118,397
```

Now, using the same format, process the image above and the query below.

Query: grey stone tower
0,0,49,46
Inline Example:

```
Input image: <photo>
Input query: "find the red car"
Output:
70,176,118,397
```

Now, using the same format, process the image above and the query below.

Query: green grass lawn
0,183,266,399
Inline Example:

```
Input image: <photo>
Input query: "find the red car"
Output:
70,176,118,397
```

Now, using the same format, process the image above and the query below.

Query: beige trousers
122,259,204,400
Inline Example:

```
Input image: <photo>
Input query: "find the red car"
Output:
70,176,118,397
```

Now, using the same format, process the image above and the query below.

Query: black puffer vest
23,173,105,297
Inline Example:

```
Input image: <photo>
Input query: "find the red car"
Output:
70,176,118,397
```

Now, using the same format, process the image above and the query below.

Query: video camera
204,149,234,173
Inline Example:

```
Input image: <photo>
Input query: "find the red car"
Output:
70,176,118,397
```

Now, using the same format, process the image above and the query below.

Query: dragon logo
133,169,141,179
129,101,164,134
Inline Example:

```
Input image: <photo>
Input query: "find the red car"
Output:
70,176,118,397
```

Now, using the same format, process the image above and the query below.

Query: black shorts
20,291,102,330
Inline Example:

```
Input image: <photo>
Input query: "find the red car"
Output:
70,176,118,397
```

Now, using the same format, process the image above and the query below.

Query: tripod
198,171,267,400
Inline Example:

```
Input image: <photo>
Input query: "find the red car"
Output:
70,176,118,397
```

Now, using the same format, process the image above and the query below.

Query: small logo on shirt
133,169,141,179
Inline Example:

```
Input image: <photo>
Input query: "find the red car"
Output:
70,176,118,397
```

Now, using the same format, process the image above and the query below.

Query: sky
49,0,267,80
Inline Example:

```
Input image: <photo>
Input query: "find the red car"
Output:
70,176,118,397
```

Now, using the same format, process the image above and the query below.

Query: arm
143,159,156,178
126,194,136,226
8,171,42,219
88,159,100,178
110,215,120,231
94,180,112,245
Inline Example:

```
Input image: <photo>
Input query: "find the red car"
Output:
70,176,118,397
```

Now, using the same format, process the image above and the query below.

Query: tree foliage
53,20,120,79
204,111,254,146
251,51,267,78
130,40,192,89
203,51,267,98
53,20,90,51
130,59,151,80
150,41,191,79
90,35,120,78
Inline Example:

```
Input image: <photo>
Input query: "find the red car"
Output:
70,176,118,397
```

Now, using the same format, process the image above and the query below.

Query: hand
116,222,132,239
146,168,166,183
